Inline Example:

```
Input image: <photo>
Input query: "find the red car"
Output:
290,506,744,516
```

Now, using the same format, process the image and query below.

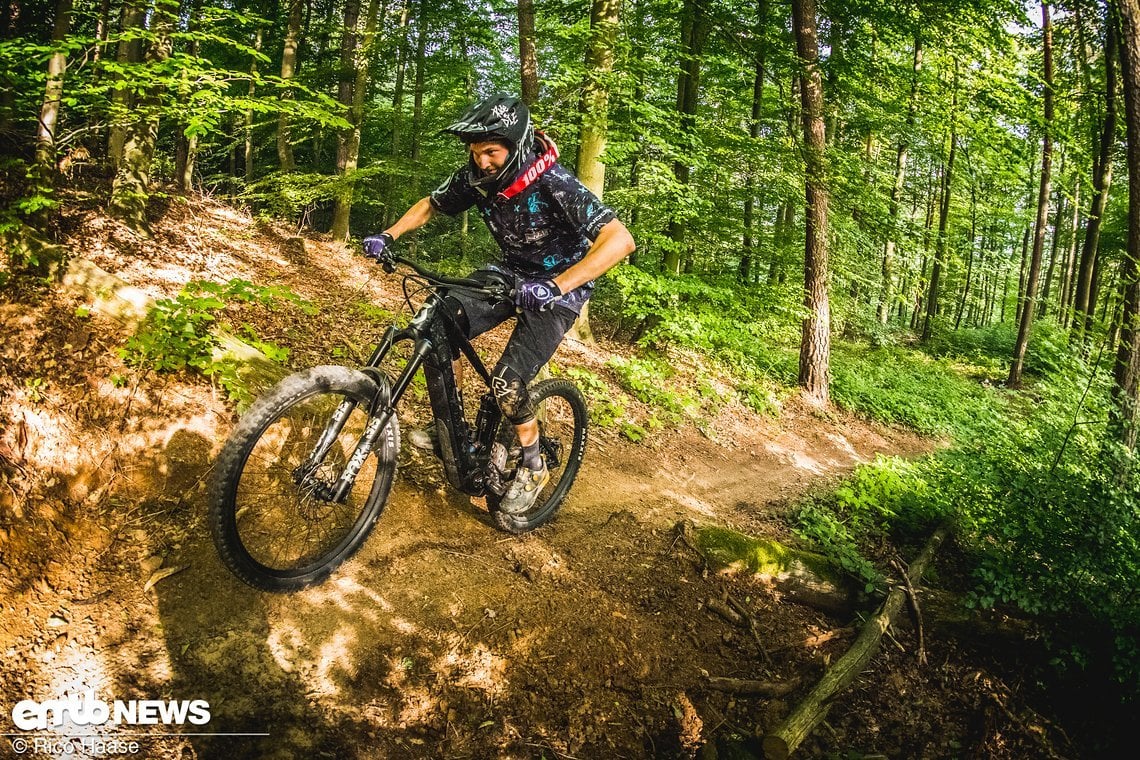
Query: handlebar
387,254,515,301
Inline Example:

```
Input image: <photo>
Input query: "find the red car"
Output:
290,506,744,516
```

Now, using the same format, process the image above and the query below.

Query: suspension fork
295,326,404,489
327,338,431,503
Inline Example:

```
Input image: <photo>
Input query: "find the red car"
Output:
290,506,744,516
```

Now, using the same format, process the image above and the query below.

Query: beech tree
1009,2,1055,388
792,0,831,405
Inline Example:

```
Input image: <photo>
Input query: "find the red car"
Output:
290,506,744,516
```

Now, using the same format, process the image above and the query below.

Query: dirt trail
1,197,955,760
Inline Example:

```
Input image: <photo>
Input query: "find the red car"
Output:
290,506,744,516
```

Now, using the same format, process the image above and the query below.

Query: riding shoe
498,461,550,514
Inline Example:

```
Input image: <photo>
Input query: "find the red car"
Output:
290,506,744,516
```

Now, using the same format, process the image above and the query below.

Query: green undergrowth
120,278,316,404
592,264,1013,438
793,353,1139,698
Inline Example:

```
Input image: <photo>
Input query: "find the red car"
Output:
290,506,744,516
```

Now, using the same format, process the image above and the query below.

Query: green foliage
794,455,936,591
558,366,629,430
794,501,884,592
830,343,1008,436
607,355,698,418
806,351,1140,693
120,279,313,401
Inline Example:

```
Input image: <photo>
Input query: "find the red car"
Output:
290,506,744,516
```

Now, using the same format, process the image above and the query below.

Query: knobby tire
209,366,399,592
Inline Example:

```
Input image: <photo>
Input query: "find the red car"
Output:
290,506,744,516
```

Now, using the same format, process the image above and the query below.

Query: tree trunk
518,0,539,105
878,35,922,324
922,90,957,342
109,0,175,231
1012,153,1038,326
1038,170,1067,318
954,186,977,331
792,0,830,406
911,164,937,329
244,28,263,180
174,0,205,192
665,0,709,275
575,0,622,203
1112,0,1140,452
1009,3,1054,388
390,0,411,158
277,0,304,171
108,0,145,169
568,0,622,344
410,0,428,163
741,0,770,284
0,0,21,132
33,0,73,178
332,0,380,242
1059,176,1082,325
1073,10,1118,345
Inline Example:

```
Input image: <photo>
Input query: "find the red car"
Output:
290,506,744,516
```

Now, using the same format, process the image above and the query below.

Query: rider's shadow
146,429,357,760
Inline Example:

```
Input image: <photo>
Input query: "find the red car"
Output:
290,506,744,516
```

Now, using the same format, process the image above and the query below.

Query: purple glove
362,232,395,263
515,278,562,312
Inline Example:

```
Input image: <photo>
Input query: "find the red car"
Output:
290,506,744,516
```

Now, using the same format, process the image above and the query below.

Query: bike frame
365,287,505,496
309,257,515,503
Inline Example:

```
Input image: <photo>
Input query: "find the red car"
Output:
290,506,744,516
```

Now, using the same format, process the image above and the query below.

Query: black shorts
447,270,577,383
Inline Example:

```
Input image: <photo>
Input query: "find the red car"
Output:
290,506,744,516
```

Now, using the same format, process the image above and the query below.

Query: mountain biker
362,93,635,515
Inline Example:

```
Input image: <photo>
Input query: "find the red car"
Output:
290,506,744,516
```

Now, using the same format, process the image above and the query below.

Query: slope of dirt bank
0,195,1073,759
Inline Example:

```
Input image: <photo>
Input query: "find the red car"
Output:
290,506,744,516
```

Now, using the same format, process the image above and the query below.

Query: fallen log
761,522,952,760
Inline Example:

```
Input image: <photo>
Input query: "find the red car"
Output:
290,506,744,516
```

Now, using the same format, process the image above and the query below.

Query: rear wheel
209,366,399,592
487,378,588,534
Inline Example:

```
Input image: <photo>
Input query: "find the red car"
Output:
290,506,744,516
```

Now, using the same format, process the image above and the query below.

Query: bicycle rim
227,386,395,582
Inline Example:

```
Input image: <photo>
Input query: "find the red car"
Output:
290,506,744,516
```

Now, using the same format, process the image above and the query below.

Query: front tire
209,366,399,592
487,378,588,534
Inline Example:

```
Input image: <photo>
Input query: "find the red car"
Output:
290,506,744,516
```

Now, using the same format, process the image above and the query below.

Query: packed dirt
0,194,1088,759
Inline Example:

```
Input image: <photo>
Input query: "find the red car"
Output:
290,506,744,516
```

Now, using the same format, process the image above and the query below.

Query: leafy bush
830,343,1008,436
121,278,315,401
607,355,699,418
805,357,1140,694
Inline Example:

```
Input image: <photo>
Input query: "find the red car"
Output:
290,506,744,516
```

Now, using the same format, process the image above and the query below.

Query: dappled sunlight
821,430,863,462
46,643,114,701
763,438,826,475
265,624,308,676
437,642,509,698
659,488,719,519
311,627,358,698
206,206,247,224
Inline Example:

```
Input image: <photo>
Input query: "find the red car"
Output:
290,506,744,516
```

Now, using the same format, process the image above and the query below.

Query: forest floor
0,192,1083,759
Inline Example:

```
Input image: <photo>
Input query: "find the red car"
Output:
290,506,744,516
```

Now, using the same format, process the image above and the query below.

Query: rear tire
209,366,399,592
487,378,588,534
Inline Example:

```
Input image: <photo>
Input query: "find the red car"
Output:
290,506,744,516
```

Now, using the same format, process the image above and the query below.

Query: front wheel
209,366,399,592
487,378,588,534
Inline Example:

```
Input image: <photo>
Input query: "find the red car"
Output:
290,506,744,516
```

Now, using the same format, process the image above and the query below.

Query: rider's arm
384,197,437,240
551,219,636,294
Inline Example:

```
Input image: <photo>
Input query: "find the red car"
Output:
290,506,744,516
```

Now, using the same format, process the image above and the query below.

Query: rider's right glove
362,232,396,270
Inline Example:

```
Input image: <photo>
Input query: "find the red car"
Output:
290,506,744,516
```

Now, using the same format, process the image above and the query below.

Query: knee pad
491,364,535,425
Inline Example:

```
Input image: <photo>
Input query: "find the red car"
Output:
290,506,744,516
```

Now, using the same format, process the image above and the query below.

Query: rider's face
469,140,510,177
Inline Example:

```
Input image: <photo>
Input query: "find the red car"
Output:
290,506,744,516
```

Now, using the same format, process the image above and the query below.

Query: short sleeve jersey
429,160,617,313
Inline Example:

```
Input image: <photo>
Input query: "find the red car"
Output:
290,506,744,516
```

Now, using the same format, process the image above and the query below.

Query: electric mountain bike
209,254,589,592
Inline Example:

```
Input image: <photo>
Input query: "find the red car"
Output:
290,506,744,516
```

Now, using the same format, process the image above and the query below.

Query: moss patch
695,525,842,584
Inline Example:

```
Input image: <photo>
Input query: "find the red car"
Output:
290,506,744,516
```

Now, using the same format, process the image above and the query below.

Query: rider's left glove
515,278,562,312
362,232,396,267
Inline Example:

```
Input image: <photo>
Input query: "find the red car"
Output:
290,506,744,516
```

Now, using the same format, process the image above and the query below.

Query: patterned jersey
429,156,616,314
